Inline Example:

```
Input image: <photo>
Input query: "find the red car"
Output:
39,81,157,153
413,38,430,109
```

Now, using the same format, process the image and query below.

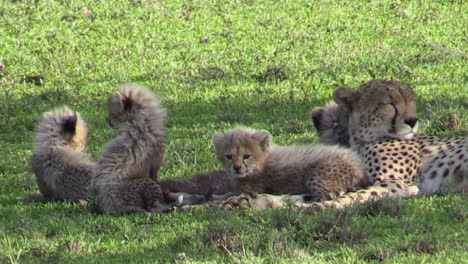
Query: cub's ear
310,107,324,129
107,92,131,113
211,133,224,148
332,87,359,113
62,113,77,135
252,130,272,152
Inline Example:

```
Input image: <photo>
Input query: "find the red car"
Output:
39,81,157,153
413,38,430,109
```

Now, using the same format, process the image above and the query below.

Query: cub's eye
225,154,232,160
243,154,251,159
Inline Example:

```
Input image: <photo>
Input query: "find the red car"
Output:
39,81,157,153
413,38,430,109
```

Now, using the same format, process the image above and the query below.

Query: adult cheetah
309,79,467,209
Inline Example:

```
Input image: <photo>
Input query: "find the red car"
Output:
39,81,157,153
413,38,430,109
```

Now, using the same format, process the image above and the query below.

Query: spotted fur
93,84,167,214
30,107,95,202
212,127,369,202
309,80,467,209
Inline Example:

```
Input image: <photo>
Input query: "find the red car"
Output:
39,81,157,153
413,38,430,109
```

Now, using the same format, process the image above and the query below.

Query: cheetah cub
30,107,95,202
93,84,167,214
311,101,350,147
212,127,370,201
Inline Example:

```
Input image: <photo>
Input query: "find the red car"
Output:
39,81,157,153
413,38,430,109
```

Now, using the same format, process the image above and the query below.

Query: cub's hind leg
141,178,168,212
97,178,164,214
304,177,334,202
304,158,366,202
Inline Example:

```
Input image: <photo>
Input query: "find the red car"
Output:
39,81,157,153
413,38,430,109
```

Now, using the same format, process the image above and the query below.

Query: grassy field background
0,0,467,263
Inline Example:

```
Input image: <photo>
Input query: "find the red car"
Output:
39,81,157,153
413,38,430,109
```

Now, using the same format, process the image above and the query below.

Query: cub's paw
220,193,253,209
148,200,173,213
315,201,339,210
296,201,335,211
310,202,328,210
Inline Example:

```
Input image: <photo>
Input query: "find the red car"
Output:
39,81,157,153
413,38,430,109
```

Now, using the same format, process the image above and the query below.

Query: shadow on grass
1,87,324,143
3,80,466,148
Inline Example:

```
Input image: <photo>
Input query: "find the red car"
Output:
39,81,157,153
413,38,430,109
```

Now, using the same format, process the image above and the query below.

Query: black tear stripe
242,159,248,168
391,103,398,127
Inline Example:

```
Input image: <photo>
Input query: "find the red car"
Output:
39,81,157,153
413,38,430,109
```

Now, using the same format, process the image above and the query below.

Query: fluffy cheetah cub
311,101,350,147
212,127,370,201
30,107,95,202
93,84,167,214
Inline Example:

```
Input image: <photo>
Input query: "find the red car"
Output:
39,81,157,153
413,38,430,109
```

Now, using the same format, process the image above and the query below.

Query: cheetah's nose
404,117,418,128
233,165,241,173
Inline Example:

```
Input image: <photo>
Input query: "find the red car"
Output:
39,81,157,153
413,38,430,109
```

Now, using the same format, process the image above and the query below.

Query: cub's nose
404,117,419,128
233,165,242,173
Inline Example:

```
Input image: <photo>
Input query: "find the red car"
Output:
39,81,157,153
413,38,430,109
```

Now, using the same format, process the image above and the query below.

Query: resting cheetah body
311,80,467,209
416,135,467,194
313,104,467,195
191,80,466,210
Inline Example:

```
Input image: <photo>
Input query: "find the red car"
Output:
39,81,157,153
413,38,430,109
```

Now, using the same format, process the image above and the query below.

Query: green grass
0,0,467,263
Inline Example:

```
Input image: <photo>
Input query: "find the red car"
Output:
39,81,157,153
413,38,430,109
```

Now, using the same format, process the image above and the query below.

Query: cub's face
333,80,418,145
212,128,271,178
311,102,350,147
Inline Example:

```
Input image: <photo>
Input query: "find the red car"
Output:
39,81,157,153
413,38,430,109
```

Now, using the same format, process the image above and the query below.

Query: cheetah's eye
382,103,398,117
225,154,233,160
243,154,251,159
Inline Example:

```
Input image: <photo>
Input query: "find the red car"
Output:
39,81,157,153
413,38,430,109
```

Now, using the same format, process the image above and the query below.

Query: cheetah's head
333,80,418,147
212,127,271,178
311,101,350,147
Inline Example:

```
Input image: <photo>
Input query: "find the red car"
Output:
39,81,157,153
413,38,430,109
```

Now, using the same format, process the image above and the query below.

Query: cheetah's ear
107,91,132,114
212,133,224,147
311,107,324,129
62,112,77,136
252,130,272,152
211,133,225,155
333,87,359,113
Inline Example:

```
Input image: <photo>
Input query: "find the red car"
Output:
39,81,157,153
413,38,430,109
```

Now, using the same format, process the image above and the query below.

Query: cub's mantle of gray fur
31,107,95,202
94,84,167,214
